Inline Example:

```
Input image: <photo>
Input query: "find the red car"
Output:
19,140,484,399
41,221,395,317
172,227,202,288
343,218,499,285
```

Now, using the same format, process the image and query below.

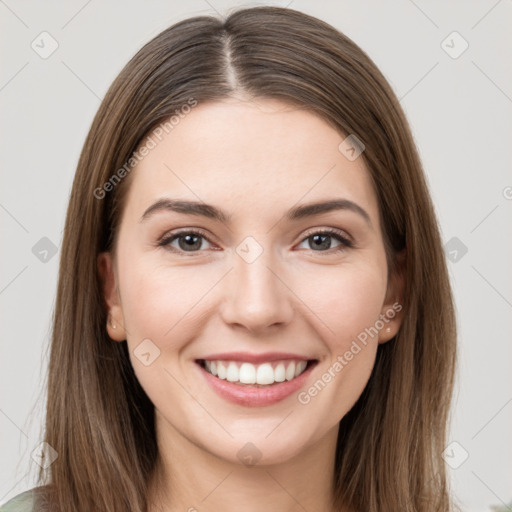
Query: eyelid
300,226,353,245
157,227,217,250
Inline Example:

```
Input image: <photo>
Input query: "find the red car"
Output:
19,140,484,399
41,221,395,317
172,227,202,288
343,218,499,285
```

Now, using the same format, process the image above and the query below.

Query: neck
147,415,341,512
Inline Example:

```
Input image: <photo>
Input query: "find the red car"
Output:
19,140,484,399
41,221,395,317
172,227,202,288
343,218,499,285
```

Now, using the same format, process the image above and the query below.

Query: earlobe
378,321,399,344
377,299,404,343
378,249,406,344
97,251,126,342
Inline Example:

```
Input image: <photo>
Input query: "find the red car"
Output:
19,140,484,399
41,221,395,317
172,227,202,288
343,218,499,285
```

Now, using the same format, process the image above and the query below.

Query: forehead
123,98,379,225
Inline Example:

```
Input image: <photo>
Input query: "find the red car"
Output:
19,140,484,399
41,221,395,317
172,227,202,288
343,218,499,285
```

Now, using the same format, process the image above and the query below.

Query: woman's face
99,97,403,466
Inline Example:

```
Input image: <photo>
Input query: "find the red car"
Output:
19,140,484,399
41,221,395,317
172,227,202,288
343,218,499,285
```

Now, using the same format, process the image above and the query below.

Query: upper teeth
204,360,308,385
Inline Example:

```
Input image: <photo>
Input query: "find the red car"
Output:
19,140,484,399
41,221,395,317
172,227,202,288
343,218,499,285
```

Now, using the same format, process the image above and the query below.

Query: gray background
1,1,511,510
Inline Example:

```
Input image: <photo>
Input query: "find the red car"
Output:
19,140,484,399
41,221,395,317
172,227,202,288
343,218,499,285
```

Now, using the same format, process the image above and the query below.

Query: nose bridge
220,237,293,331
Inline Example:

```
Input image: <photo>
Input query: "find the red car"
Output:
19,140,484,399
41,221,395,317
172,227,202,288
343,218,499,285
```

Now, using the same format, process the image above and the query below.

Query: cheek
293,260,387,343
117,256,226,395
117,259,214,408
120,258,212,339
293,267,385,419
335,275,385,340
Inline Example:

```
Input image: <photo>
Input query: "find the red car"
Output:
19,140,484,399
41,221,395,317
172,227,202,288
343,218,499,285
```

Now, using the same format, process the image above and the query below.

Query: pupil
180,234,201,251
312,234,330,250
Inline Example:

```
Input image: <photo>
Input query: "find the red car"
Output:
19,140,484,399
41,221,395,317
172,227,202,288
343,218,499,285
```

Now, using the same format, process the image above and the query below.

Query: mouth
194,355,320,407
195,358,318,387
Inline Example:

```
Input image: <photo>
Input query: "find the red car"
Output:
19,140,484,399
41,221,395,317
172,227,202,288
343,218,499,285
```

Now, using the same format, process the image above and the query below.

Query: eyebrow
140,198,372,228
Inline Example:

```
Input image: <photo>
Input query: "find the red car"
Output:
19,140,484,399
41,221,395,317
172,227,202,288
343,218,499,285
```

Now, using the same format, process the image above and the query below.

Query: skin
98,96,404,512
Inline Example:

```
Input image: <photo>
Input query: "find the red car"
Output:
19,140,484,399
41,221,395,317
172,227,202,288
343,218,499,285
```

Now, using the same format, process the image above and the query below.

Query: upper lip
197,352,316,364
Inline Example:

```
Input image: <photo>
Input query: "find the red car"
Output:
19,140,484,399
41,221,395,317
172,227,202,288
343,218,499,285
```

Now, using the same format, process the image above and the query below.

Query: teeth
285,361,296,381
274,363,286,382
294,362,305,377
240,362,256,384
203,359,308,385
216,361,226,379
256,363,274,385
226,362,239,382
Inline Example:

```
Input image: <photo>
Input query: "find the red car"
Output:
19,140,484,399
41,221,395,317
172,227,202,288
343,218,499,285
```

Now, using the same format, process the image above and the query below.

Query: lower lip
196,361,317,407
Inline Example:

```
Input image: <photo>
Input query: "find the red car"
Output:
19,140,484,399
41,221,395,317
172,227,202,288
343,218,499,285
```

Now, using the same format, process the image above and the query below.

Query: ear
97,251,126,342
378,248,406,344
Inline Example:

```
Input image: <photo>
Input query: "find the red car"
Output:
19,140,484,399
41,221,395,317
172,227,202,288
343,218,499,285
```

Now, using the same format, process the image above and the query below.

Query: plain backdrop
1,1,511,510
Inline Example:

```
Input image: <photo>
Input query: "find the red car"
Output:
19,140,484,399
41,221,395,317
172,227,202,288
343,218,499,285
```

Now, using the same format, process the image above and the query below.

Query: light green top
0,490,34,512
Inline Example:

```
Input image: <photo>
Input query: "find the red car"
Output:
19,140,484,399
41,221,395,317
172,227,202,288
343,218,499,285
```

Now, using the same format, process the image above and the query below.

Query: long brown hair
35,6,457,511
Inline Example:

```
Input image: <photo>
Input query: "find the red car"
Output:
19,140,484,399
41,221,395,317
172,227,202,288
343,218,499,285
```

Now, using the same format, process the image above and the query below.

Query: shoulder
0,489,35,512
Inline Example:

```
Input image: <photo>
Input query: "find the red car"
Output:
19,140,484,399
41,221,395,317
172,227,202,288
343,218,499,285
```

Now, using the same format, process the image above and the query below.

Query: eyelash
157,228,354,256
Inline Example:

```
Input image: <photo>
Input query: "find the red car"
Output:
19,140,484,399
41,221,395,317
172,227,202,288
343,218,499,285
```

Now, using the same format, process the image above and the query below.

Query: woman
1,5,457,512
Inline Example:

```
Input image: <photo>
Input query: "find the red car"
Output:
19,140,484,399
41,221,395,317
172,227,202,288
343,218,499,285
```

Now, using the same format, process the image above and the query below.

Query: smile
200,359,309,386
195,357,319,407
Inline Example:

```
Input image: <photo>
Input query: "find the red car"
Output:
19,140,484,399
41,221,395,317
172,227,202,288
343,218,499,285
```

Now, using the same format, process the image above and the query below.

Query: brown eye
297,229,353,253
158,230,214,254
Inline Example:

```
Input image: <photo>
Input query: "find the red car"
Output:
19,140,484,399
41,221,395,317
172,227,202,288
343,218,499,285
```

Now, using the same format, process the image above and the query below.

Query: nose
219,247,294,333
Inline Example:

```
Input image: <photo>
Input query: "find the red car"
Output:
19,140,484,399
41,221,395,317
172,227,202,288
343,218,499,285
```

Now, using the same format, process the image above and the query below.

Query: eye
158,229,215,254
157,228,353,255
296,229,353,253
